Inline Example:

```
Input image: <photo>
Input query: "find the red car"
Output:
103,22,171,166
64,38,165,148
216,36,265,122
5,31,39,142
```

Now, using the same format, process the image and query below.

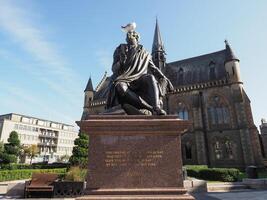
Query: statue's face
126,32,138,45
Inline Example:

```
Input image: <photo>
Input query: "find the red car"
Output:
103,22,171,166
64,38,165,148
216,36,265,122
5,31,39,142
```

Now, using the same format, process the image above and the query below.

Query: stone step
207,182,250,192
86,188,187,195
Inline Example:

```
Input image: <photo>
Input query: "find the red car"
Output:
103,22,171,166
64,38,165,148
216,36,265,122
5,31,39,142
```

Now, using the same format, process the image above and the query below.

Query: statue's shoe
153,107,167,115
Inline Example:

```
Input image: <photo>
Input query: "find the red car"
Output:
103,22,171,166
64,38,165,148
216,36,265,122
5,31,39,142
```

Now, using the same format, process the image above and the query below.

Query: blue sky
0,0,267,128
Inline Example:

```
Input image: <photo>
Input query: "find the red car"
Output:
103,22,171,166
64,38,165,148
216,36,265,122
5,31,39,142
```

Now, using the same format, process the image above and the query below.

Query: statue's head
126,31,140,45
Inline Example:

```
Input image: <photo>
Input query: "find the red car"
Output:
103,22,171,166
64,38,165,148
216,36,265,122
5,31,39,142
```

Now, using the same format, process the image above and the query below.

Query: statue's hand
166,79,174,92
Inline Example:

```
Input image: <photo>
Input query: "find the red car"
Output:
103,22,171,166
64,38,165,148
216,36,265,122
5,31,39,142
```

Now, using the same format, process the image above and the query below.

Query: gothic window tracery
213,138,235,160
225,140,234,159
214,140,223,159
208,95,230,127
177,102,189,120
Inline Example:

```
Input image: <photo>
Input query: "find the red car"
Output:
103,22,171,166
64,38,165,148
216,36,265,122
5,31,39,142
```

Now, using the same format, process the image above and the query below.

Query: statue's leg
115,82,154,111
137,74,166,115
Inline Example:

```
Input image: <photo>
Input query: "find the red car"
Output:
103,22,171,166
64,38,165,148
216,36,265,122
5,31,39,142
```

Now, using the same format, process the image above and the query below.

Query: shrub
0,168,66,182
0,131,21,164
69,132,88,168
186,165,240,182
0,163,69,170
64,166,87,182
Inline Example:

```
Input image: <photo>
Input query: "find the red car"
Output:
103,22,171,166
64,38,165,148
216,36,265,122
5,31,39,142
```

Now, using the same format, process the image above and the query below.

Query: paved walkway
1,190,267,200
192,190,267,200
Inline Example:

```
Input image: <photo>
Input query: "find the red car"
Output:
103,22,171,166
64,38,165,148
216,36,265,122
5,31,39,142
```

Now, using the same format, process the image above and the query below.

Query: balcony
38,142,57,147
39,134,57,139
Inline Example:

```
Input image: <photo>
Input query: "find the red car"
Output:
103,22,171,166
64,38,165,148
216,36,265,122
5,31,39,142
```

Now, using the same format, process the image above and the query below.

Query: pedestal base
76,115,195,200
77,188,194,200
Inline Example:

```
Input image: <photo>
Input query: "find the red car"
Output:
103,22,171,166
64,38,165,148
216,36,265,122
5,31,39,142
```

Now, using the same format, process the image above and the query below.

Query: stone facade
81,21,264,168
260,119,267,158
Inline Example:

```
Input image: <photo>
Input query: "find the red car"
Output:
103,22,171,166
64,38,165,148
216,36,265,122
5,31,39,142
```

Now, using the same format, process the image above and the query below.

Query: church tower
224,40,242,85
82,77,94,120
152,19,166,72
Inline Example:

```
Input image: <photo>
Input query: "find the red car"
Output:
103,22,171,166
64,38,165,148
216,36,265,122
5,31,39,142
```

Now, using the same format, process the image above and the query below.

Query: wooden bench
24,173,58,198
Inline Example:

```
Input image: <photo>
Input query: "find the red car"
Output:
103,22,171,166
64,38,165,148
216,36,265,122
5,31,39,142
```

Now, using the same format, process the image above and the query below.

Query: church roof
225,40,239,63
91,43,238,100
165,49,228,87
94,76,110,100
152,19,165,53
84,77,94,92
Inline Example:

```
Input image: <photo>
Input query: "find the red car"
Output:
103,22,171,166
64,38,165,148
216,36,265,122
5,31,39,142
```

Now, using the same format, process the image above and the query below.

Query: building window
208,96,230,127
177,68,184,85
225,140,234,159
214,141,223,160
177,102,189,120
209,61,216,80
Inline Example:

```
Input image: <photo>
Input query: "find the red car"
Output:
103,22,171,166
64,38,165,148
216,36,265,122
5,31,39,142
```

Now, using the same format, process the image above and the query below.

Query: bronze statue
106,23,173,115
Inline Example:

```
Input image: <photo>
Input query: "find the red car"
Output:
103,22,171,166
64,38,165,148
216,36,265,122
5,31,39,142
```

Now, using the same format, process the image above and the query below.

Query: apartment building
0,113,78,163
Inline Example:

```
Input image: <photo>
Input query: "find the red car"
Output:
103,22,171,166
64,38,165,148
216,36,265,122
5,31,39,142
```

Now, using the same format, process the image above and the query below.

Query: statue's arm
148,59,165,79
148,59,174,92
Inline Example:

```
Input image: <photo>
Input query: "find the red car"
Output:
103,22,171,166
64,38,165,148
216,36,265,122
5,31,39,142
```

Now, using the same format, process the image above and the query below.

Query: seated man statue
106,23,173,115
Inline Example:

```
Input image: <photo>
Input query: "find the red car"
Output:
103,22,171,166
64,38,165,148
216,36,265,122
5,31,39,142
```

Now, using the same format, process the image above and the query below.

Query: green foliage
0,163,69,170
0,141,4,153
0,153,17,164
0,131,21,164
0,168,66,182
186,165,240,182
69,132,88,168
23,144,39,164
7,131,20,146
57,154,70,163
65,166,87,182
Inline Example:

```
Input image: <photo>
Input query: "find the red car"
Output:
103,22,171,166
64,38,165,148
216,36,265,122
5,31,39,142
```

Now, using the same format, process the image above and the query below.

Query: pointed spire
225,40,239,63
84,76,94,92
152,18,165,54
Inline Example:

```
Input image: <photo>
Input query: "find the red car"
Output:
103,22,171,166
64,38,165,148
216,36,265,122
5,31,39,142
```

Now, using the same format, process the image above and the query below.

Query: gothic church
82,20,264,168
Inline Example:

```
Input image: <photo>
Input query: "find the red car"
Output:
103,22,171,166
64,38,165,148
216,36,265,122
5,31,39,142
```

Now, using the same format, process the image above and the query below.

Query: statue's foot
153,107,167,115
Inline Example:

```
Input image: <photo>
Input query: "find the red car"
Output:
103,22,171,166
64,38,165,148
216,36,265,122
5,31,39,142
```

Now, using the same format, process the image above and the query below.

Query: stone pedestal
76,115,195,200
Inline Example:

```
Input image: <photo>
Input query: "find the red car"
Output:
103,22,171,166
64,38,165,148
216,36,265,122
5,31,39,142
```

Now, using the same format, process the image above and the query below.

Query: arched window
225,140,234,159
208,96,230,127
177,102,189,120
177,68,184,85
214,140,223,160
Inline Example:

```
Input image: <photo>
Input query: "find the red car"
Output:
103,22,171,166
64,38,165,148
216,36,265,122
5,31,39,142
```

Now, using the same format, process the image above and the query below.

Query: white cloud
0,1,82,94
0,1,85,126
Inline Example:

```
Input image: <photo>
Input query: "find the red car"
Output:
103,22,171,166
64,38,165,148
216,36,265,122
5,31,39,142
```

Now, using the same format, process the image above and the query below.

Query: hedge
0,163,69,170
186,165,240,182
0,168,66,182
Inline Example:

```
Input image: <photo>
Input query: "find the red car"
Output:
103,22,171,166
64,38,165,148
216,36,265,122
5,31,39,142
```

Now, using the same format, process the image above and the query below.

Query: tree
24,144,39,164
57,154,70,163
0,131,21,164
69,132,88,168
0,141,4,153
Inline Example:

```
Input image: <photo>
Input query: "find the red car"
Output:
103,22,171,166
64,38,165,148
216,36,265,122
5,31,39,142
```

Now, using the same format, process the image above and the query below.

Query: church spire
225,40,239,63
152,18,165,54
152,18,166,71
84,76,94,92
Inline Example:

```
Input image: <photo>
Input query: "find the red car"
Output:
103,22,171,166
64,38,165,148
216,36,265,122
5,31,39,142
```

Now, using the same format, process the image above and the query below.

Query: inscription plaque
88,135,182,188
